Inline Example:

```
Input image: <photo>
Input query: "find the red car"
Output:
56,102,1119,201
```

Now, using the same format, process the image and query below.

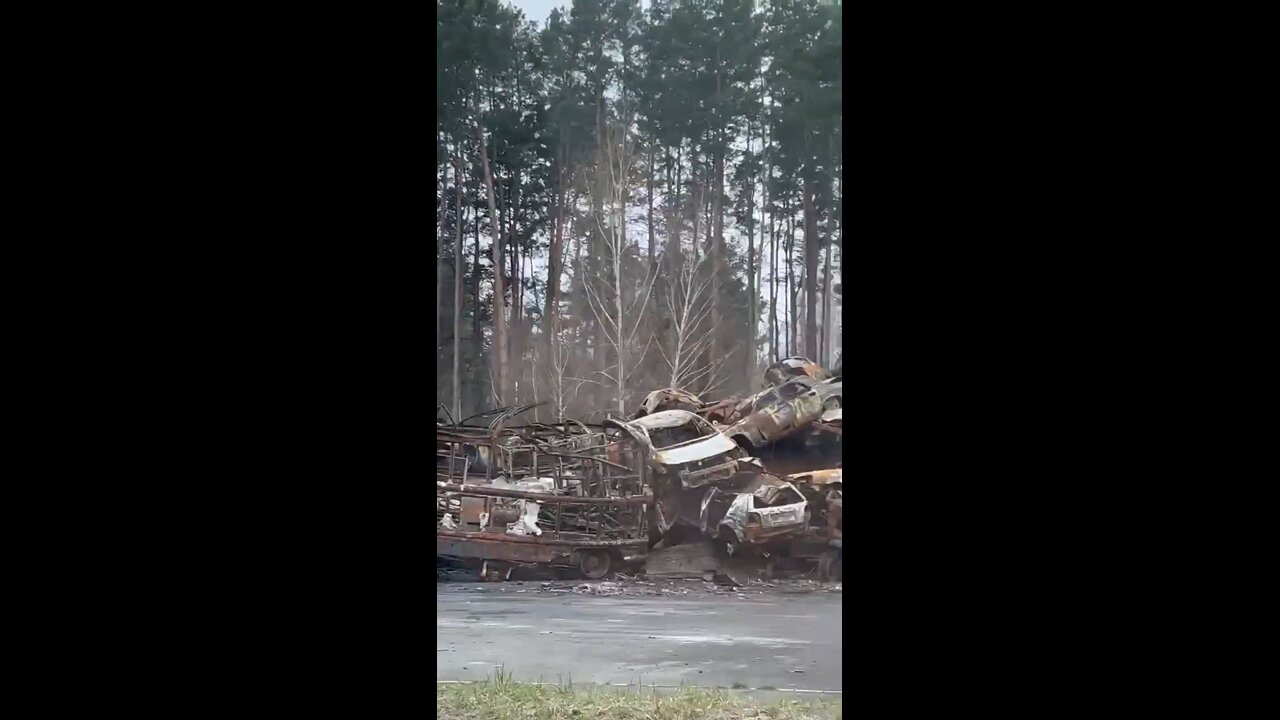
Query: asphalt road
436,584,842,692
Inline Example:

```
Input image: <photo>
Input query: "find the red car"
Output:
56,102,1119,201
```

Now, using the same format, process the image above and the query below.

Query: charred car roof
763,357,832,386
631,388,703,419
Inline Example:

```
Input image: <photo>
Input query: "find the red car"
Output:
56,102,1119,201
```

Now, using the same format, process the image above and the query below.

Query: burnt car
722,377,842,453
780,468,842,581
763,356,831,388
700,477,810,553
606,410,755,489
605,409,761,538
631,388,703,419
786,468,843,509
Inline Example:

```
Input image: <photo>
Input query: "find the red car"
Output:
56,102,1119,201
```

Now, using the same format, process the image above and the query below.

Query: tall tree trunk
473,197,481,412
452,152,465,421
614,205,626,415
690,152,702,265
832,154,842,369
612,133,628,414
711,148,723,373
786,207,795,358
822,224,833,367
437,146,448,355
803,180,819,360
769,194,778,363
476,122,508,407
710,51,724,378
647,145,656,270
745,122,756,382
545,144,566,347
672,144,683,262
668,144,682,361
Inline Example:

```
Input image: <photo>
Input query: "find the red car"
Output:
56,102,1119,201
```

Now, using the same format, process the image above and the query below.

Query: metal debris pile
436,356,842,583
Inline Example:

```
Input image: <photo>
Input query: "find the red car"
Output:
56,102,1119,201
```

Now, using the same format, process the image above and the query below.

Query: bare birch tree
654,258,731,396
581,122,658,415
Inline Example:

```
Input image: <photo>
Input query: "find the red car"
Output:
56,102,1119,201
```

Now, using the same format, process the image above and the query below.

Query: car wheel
579,550,611,580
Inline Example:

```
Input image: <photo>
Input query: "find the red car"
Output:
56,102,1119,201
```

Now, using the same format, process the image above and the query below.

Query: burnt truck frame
437,408,651,580
437,482,649,580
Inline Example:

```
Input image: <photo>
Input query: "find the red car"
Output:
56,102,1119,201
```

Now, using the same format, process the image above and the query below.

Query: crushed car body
703,477,810,546
763,356,832,387
605,410,755,489
722,377,835,452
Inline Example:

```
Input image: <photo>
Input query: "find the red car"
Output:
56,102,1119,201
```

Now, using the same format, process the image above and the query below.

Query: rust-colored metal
437,482,649,505
699,397,745,424
631,388,703,419
438,530,647,566
742,522,809,544
787,468,843,486
723,387,824,450
721,377,842,452
763,356,832,387
437,410,651,578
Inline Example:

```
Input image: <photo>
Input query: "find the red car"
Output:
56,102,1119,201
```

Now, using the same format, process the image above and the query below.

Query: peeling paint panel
655,433,738,465
631,409,706,430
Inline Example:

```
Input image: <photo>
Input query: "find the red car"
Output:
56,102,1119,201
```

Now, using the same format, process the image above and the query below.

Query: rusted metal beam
436,482,650,505
436,529,647,546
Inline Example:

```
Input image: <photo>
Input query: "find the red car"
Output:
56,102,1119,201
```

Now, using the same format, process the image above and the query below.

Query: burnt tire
817,555,842,582
715,527,741,559
578,550,612,580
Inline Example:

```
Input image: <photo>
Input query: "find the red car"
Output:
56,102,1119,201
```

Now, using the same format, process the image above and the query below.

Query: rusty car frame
604,409,765,538
700,478,810,551
605,410,757,489
721,376,840,452
763,356,832,387
631,387,703,419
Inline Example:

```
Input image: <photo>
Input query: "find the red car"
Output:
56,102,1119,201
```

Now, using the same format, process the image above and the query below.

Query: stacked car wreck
436,356,842,582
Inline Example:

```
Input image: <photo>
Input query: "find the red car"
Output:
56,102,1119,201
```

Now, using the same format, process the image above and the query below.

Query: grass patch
437,673,841,719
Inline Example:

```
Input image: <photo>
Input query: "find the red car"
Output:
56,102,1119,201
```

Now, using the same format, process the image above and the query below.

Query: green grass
437,670,841,719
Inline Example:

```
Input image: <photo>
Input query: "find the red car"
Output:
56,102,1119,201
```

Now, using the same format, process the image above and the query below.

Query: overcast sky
512,0,650,25
511,0,563,24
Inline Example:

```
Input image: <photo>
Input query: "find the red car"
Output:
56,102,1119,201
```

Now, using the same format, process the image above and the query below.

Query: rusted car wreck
604,409,813,557
437,355,844,584
437,406,651,580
